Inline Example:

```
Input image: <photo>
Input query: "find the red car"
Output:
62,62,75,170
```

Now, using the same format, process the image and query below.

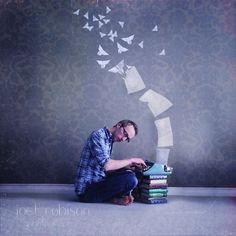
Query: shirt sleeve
89,131,111,168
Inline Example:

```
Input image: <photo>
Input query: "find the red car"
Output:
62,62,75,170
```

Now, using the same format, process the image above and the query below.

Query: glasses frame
121,125,130,142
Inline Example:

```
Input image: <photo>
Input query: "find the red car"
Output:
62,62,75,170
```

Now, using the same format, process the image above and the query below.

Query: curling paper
139,89,172,117
156,148,170,165
155,117,173,147
124,66,146,94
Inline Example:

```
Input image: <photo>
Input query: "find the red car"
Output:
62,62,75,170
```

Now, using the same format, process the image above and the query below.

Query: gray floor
0,185,235,236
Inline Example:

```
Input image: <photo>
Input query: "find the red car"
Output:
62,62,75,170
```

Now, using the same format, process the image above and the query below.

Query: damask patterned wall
0,0,235,186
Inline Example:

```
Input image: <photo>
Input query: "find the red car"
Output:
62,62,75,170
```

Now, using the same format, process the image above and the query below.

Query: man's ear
116,123,121,128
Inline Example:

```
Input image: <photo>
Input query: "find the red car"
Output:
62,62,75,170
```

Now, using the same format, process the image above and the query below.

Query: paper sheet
156,148,170,165
139,89,172,117
124,66,146,94
155,117,173,147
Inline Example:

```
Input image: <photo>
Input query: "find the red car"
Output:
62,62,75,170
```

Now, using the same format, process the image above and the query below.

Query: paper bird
152,25,158,31
97,45,109,56
103,19,110,24
73,9,80,16
84,12,89,19
93,15,99,21
117,43,128,53
109,31,118,42
98,14,106,20
99,32,106,38
159,49,165,56
106,6,111,14
118,21,124,28
82,23,94,31
96,60,110,69
107,30,113,36
98,21,104,28
138,41,144,48
121,35,134,45
108,60,125,75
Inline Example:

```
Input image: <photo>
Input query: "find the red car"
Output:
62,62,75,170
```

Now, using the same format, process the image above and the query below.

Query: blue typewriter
142,160,173,176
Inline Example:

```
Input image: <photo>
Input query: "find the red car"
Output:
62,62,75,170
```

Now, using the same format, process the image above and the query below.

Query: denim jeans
78,170,138,203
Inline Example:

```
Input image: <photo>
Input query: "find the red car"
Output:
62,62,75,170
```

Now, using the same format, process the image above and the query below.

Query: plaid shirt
74,127,113,195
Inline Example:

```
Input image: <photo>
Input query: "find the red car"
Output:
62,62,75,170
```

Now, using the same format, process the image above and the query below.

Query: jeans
78,170,138,203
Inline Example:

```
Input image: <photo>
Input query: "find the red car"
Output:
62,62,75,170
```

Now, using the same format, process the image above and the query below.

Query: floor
0,185,235,236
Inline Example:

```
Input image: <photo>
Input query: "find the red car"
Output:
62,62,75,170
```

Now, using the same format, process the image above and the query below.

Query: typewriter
141,160,173,176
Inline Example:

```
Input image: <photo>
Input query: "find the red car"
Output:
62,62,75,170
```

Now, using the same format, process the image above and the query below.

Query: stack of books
138,174,168,204
133,161,173,204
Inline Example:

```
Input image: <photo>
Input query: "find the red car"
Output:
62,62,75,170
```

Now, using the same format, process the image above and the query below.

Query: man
74,120,146,205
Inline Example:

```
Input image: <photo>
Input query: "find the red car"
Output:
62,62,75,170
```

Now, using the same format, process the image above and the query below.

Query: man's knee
126,172,138,190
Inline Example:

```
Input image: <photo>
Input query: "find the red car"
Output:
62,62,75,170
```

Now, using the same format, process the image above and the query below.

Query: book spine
140,183,168,189
142,189,168,194
142,175,167,180
141,193,167,198
142,179,167,184
141,197,167,204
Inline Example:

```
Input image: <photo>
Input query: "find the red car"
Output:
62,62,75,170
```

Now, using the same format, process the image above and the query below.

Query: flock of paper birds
73,5,173,155
73,6,165,70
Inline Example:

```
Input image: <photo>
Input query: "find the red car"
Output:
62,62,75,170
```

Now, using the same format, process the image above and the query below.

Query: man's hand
122,158,146,171
129,158,147,169
104,158,147,172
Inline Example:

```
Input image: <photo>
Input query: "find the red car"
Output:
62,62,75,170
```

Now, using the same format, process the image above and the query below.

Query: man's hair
114,120,138,136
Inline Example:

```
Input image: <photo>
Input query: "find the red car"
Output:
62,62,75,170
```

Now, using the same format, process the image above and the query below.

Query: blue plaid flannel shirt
74,127,113,195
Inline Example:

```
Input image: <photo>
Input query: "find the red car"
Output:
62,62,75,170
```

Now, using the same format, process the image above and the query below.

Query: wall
0,0,235,186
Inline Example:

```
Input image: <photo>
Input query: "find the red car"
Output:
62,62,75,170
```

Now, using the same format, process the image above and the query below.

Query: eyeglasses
121,126,130,142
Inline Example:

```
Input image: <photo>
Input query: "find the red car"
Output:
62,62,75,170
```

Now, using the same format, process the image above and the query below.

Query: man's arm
104,158,146,172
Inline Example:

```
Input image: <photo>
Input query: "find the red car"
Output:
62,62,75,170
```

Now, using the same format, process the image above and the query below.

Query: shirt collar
104,127,113,142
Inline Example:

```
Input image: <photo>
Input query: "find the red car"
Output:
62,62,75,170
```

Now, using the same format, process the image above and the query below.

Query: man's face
112,124,136,143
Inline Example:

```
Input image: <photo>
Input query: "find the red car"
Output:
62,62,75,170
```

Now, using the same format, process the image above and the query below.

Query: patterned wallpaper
0,0,235,186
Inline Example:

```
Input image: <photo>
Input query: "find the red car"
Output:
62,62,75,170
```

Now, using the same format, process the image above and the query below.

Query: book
140,183,168,189
142,179,167,184
142,188,168,194
141,175,167,180
141,192,167,198
141,197,167,204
